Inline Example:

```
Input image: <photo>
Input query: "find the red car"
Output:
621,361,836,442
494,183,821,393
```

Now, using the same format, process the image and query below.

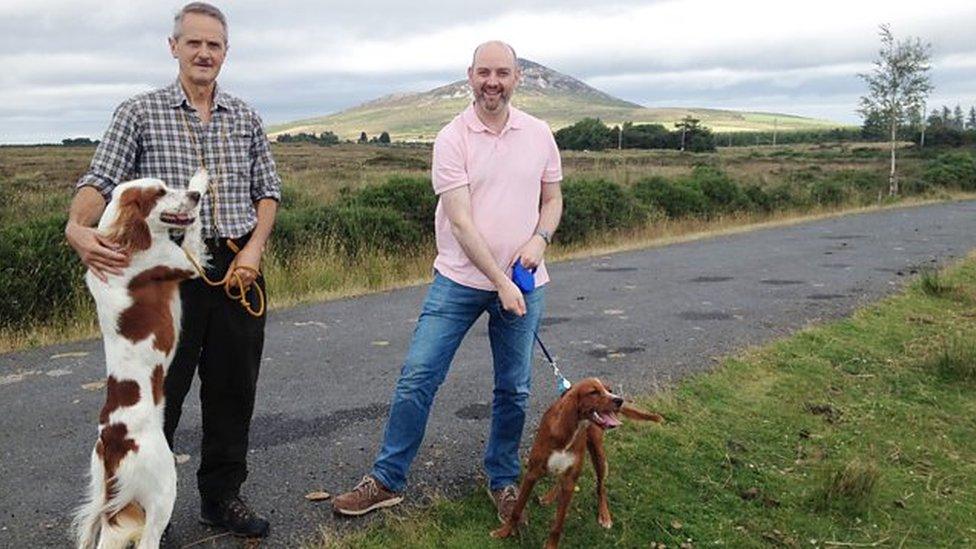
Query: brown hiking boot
332,476,403,517
489,485,527,525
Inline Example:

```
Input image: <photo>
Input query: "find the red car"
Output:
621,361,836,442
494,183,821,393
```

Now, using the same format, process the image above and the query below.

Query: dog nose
612,397,624,408
186,191,201,203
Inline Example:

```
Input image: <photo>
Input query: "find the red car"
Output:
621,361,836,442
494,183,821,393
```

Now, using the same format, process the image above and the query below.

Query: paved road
1,201,973,548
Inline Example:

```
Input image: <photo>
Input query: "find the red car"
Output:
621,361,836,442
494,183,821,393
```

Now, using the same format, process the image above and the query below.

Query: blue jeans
371,272,546,492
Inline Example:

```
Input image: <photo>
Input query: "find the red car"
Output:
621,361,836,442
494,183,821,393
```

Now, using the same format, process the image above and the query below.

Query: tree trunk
889,119,898,196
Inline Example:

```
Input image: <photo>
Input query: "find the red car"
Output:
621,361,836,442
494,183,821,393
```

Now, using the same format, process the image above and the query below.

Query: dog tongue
603,411,622,428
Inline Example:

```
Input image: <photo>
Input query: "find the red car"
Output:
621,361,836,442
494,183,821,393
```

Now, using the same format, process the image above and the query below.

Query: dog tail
620,403,664,423
72,447,104,549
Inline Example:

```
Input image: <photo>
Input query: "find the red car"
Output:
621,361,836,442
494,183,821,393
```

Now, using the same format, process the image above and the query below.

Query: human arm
515,128,564,269
231,112,282,290
65,187,129,281
230,198,277,290
65,101,141,281
440,186,526,316
514,181,562,270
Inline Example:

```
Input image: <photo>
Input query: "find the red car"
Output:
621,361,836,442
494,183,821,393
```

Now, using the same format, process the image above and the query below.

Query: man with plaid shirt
65,2,279,538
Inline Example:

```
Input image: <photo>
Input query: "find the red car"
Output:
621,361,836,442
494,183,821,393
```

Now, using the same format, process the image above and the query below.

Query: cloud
2,0,975,142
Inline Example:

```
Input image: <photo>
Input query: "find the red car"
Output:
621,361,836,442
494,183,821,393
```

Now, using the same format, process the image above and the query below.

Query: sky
2,0,975,143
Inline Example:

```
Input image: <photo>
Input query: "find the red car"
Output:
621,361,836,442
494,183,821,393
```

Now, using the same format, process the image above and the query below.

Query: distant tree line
276,131,340,145
276,130,392,145
715,128,864,147
917,104,976,146
358,131,391,144
61,137,99,146
555,117,716,152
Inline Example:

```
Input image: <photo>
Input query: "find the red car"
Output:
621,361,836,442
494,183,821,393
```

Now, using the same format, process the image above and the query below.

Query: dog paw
599,515,613,529
490,525,514,539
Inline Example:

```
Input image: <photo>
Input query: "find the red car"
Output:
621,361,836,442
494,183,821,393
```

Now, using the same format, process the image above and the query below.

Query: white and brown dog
74,170,209,549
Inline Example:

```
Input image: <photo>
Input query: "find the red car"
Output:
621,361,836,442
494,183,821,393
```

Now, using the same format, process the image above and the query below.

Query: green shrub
344,175,436,231
767,183,805,209
632,176,709,218
274,204,423,257
742,184,773,212
925,151,976,190
328,205,424,255
0,214,86,329
687,166,751,213
559,178,646,244
810,179,847,206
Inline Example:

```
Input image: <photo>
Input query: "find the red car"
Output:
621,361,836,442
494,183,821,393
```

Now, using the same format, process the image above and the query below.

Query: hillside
268,59,844,141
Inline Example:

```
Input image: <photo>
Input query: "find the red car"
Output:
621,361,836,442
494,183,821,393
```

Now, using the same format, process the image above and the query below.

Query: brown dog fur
490,377,663,548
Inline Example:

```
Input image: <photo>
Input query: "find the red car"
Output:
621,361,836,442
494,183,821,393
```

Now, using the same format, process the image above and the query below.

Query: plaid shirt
77,80,282,239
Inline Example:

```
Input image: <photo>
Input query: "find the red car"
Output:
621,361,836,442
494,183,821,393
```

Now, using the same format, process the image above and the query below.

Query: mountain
268,59,843,141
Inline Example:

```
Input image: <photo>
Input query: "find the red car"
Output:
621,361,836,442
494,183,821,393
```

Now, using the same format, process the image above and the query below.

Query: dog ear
105,187,157,253
188,168,209,196
620,403,664,423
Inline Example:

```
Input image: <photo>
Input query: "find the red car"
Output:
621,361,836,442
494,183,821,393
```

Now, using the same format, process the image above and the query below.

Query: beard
474,85,510,112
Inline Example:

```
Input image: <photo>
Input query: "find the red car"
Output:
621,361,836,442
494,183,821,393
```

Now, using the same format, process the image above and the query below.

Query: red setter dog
491,377,663,548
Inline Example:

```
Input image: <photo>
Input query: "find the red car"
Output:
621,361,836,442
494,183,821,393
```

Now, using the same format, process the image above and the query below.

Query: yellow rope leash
179,107,266,318
182,240,266,318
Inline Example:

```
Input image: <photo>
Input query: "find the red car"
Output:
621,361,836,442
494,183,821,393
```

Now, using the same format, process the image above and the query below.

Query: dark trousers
163,234,267,500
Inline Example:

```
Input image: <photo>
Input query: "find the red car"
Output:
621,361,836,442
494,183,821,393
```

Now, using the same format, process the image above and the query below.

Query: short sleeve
75,100,142,200
248,111,282,203
542,128,562,183
432,127,468,195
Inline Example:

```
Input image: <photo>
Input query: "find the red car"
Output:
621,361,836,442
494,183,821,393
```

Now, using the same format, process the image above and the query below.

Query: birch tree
858,24,932,196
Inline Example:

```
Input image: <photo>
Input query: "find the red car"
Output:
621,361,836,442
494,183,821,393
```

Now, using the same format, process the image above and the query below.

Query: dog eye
588,389,600,396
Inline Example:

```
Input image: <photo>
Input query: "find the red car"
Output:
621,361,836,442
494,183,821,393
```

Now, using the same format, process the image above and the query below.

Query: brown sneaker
332,475,403,517
489,485,527,525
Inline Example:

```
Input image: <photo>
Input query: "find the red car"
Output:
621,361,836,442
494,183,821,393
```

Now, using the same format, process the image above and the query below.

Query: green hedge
633,176,709,218
925,152,976,191
275,204,423,257
342,175,437,230
0,214,85,329
559,178,648,243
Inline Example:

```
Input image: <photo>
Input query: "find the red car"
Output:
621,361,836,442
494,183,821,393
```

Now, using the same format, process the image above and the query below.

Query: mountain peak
268,60,843,140
420,58,642,109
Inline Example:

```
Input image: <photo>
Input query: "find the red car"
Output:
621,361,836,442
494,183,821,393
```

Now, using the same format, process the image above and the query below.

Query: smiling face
572,378,624,430
467,41,520,115
168,12,227,88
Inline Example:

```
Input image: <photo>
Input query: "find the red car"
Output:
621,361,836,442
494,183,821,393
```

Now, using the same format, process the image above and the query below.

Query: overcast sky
2,0,974,143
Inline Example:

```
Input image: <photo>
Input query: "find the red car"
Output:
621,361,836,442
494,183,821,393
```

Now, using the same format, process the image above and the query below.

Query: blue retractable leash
512,259,573,395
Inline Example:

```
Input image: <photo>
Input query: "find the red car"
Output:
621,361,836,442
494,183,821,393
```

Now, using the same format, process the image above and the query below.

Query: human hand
498,278,527,317
230,244,262,292
514,234,547,270
65,222,129,282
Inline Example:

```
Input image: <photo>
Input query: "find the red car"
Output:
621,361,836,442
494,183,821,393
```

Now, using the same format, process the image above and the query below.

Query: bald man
332,41,563,522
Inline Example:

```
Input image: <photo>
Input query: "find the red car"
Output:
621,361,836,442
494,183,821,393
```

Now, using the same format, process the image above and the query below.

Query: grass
310,256,976,548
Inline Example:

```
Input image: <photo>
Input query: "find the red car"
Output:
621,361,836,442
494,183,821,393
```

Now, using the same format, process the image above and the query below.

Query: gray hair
172,2,228,45
471,41,518,69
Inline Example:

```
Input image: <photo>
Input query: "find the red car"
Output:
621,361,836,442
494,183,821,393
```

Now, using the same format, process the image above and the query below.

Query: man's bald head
471,41,518,70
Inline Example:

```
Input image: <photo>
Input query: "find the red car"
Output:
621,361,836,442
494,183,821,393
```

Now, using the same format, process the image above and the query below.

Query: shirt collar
462,103,524,135
167,79,230,111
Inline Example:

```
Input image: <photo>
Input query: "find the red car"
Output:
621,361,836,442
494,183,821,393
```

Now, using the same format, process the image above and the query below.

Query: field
1,141,973,353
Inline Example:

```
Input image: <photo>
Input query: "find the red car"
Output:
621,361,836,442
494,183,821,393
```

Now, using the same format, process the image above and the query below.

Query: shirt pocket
225,124,252,177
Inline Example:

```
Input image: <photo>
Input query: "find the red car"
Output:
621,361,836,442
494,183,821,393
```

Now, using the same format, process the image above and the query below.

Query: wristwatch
534,229,552,245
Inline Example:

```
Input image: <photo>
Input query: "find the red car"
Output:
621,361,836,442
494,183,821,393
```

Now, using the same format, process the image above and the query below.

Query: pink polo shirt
432,104,563,291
